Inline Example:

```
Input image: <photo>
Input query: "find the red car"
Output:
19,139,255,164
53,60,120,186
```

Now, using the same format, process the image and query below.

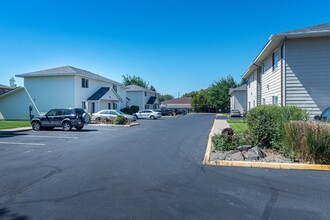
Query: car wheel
76,125,84,131
150,115,155,120
32,121,42,131
95,117,101,122
62,121,72,131
168,113,172,116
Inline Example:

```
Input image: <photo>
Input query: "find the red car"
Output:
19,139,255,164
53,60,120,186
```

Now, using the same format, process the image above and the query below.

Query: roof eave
242,35,285,79
242,30,330,79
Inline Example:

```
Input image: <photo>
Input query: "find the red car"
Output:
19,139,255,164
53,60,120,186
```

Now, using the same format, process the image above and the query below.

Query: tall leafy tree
191,89,210,112
122,74,150,88
208,75,237,112
9,77,17,87
149,85,156,92
182,91,199,98
159,94,174,102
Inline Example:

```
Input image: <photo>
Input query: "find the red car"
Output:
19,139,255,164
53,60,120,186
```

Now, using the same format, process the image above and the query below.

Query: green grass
227,119,248,133
0,120,31,129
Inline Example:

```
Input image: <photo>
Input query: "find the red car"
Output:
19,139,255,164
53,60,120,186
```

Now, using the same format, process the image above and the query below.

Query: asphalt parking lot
0,114,330,220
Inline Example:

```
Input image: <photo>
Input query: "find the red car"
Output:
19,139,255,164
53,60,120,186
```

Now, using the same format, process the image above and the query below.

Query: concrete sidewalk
211,115,229,135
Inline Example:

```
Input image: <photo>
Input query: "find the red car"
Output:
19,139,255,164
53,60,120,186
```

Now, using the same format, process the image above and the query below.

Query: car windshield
322,108,330,118
117,111,125,115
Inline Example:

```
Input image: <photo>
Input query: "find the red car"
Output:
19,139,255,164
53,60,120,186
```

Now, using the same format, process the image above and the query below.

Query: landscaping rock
210,151,227,161
224,150,244,161
237,145,253,151
245,147,266,161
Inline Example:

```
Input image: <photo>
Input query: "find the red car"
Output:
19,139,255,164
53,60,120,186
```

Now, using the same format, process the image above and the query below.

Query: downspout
281,37,287,106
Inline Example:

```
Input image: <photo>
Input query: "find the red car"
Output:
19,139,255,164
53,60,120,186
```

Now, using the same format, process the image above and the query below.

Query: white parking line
0,135,78,139
23,135,78,139
0,141,45,146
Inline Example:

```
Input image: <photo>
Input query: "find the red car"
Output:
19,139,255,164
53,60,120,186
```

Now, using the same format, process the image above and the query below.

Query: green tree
182,91,199,98
208,75,237,113
149,85,156,92
191,89,210,112
122,74,150,88
159,94,174,102
9,77,17,87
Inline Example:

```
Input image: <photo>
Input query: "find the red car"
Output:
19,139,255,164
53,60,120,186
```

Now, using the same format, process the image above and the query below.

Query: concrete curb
203,120,216,165
203,119,330,171
0,127,32,134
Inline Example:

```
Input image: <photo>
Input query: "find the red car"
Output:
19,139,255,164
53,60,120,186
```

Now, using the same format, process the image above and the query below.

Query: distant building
161,97,192,112
0,66,127,120
229,85,247,114
0,84,13,95
126,85,160,110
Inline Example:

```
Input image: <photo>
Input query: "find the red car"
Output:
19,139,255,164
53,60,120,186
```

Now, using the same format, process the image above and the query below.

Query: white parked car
133,109,162,120
91,110,136,122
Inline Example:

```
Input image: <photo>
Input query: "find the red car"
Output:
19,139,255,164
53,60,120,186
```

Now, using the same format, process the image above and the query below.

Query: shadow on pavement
0,207,29,220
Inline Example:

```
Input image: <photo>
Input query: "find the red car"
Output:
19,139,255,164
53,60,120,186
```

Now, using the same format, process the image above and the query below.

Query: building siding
285,37,330,117
261,47,282,106
230,90,247,114
25,76,75,114
0,88,39,120
127,91,144,111
247,70,257,110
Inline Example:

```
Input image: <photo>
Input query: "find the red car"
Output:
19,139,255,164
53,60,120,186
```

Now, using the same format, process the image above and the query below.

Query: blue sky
1,0,330,97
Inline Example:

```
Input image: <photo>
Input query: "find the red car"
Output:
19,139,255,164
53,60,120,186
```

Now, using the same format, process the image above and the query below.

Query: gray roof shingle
277,22,330,36
146,96,157,104
16,66,123,86
87,87,110,100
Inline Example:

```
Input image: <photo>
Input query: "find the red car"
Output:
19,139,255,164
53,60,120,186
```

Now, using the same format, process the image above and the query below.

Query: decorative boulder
245,147,266,161
237,145,253,151
224,150,244,161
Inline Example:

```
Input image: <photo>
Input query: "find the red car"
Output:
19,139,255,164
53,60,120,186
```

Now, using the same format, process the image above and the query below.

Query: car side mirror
314,115,321,120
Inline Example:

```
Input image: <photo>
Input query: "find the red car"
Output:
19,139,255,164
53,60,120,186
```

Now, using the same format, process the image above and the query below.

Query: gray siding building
243,22,330,117
229,85,247,114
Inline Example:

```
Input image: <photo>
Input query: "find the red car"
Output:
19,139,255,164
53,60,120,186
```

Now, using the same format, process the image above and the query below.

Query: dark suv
159,107,175,116
31,108,90,131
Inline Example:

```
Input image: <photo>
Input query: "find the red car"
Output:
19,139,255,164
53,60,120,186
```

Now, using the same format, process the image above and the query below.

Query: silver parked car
230,109,241,117
91,110,136,122
133,109,162,120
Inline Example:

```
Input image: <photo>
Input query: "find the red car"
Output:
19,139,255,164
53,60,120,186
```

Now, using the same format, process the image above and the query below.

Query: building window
113,85,117,92
108,103,111,109
248,101,251,110
144,92,147,96
82,101,86,109
253,100,255,107
272,52,279,71
272,96,278,105
91,102,95,113
113,103,117,110
82,78,89,88
262,98,266,105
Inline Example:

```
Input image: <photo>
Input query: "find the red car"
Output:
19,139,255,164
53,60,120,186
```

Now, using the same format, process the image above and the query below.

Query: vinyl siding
230,90,247,113
261,48,282,106
247,70,257,110
127,91,144,111
285,37,330,117
25,76,75,114
0,88,40,120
